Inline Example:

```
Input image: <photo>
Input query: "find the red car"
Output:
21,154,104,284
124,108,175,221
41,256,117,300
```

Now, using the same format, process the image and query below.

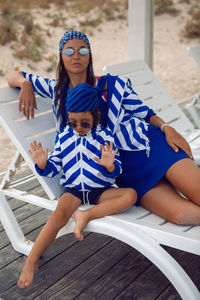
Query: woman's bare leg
141,177,200,225
165,158,200,206
74,188,137,240
18,193,81,289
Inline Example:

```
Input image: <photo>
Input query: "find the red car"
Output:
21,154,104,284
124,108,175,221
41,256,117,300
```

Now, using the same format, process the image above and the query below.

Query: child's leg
74,188,136,240
18,193,81,289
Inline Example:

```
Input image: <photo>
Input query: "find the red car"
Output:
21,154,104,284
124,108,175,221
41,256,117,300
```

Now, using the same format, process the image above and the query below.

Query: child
17,83,137,289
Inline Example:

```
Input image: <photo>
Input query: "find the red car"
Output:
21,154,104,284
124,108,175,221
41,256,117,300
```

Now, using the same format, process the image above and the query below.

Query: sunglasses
68,121,91,129
63,48,89,56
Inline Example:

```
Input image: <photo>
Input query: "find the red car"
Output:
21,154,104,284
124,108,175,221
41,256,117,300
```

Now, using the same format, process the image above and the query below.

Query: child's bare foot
17,261,38,288
73,210,90,241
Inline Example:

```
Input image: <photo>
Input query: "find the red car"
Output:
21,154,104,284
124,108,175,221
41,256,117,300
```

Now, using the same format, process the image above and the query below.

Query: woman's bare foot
17,261,38,288
73,210,90,241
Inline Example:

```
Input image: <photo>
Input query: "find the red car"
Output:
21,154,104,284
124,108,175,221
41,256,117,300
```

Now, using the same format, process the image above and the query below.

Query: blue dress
116,125,188,205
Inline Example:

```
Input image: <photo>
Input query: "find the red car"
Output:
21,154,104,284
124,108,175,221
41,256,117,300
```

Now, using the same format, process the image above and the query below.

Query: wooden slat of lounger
0,96,52,119
112,206,151,220
161,221,192,233
184,226,200,235
0,86,21,102
0,104,55,137
11,113,55,138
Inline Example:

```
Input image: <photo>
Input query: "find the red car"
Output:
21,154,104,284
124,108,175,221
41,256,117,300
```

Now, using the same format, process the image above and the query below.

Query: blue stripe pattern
36,125,122,191
22,72,156,152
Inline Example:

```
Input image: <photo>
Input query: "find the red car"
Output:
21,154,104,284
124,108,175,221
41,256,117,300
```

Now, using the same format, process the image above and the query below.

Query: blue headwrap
65,83,101,112
59,30,91,54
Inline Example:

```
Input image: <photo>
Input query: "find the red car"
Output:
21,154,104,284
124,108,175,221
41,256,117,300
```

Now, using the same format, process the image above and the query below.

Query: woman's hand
29,140,48,170
19,81,37,120
163,126,193,159
94,142,118,172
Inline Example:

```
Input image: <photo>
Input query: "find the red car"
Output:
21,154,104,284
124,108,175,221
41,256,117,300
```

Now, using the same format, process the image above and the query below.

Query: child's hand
94,142,118,173
29,140,48,170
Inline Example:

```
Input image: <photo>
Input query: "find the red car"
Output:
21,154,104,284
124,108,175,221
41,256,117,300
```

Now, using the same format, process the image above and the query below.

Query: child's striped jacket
36,124,122,191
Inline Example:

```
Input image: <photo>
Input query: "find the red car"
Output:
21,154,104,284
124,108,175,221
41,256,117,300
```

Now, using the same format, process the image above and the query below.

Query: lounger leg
82,218,200,300
0,151,23,189
0,191,34,256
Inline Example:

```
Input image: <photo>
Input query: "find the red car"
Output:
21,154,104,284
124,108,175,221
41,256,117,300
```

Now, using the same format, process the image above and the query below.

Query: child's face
68,111,94,136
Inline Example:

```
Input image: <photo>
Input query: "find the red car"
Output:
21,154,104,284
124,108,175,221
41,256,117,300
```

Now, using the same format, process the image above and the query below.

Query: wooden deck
0,171,200,300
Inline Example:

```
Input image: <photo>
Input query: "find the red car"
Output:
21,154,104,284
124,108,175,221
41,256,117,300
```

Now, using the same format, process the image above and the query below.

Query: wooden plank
0,233,112,299
0,203,44,234
0,181,46,233
68,247,151,300
33,238,134,299
157,248,200,299
0,208,51,249
116,246,200,299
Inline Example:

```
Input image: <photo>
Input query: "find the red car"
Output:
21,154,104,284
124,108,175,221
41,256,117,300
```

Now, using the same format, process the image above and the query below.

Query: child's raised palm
29,140,48,170
94,142,118,172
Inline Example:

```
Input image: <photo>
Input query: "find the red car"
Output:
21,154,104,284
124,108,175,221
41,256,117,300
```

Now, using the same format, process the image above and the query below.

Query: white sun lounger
0,60,200,299
188,45,200,66
186,46,200,129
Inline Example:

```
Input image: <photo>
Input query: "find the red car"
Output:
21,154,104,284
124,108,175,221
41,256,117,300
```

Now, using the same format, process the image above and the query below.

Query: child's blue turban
65,83,101,112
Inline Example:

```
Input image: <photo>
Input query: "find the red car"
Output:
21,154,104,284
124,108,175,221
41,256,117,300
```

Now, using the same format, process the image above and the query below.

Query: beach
0,1,200,173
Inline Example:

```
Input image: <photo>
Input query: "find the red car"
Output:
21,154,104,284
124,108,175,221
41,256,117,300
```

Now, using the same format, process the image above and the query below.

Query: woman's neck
68,74,96,89
68,73,86,89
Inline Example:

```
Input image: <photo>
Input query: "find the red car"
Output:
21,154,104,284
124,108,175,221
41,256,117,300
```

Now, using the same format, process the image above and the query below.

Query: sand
0,1,200,173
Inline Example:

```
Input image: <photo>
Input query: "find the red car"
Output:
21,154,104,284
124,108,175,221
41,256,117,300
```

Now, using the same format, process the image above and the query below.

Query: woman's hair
91,107,101,127
55,52,95,125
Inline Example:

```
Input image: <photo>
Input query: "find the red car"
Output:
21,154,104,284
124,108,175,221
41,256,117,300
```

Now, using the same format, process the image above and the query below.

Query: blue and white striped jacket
21,72,156,154
36,124,122,191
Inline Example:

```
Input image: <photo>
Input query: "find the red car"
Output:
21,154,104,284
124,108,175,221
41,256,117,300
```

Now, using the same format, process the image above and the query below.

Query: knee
166,210,188,225
124,188,137,206
51,209,69,228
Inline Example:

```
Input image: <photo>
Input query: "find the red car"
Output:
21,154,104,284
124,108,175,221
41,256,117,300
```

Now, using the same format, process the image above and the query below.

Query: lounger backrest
188,45,200,66
0,86,62,200
103,60,194,133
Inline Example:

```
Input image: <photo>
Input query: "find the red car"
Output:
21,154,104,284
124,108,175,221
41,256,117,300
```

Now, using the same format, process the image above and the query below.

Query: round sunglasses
63,48,89,56
68,121,91,129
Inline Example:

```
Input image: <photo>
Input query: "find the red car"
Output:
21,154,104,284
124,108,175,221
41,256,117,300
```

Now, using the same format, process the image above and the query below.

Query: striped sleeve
122,78,156,122
21,71,56,99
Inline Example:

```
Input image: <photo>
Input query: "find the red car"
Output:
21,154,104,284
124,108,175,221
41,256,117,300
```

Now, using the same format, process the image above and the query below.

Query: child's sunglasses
68,121,91,129
64,48,89,56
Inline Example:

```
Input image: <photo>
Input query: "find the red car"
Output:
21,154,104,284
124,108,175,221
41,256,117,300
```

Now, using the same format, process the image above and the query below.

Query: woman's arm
7,71,37,120
121,78,193,159
7,71,26,88
121,78,156,122
149,115,193,159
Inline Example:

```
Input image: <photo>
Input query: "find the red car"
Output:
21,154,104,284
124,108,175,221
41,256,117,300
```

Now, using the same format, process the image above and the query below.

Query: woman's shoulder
21,71,57,85
96,74,128,93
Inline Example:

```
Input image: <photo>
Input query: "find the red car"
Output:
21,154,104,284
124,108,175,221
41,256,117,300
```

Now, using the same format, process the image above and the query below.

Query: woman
7,30,200,225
